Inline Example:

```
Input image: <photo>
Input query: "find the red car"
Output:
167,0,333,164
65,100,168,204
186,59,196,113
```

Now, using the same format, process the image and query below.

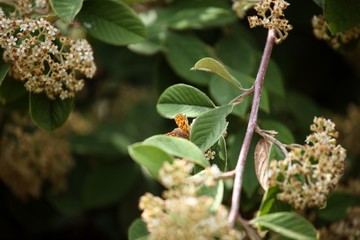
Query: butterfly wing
165,114,190,139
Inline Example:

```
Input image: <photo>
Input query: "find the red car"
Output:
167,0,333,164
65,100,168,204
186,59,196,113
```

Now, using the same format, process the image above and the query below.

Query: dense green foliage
0,0,360,239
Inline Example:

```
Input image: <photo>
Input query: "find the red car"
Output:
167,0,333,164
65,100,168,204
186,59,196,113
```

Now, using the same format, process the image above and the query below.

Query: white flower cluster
0,9,96,99
268,117,346,209
139,160,242,239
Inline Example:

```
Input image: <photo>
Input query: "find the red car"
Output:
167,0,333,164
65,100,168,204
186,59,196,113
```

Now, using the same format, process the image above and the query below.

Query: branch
228,29,276,227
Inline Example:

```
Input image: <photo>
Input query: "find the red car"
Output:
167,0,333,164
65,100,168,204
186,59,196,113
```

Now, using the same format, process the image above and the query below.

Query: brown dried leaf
254,138,272,190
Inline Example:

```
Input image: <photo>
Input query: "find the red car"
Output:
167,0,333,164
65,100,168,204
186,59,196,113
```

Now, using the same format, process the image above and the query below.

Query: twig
255,125,288,157
228,29,276,227
229,86,255,105
237,215,262,240
215,170,236,179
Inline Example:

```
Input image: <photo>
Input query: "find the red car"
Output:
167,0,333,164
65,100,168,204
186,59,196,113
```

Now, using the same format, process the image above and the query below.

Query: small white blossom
28,22,38,32
205,149,216,161
139,159,243,239
20,23,28,31
6,36,17,46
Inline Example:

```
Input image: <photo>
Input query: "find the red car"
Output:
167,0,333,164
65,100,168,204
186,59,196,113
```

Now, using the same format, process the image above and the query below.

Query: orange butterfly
165,114,190,139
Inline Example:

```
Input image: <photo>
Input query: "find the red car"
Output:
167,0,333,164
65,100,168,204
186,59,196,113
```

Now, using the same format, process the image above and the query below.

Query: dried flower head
139,159,243,239
335,179,360,197
0,113,74,200
0,9,96,100
312,15,360,49
334,104,360,157
247,0,292,43
318,206,360,240
268,117,346,209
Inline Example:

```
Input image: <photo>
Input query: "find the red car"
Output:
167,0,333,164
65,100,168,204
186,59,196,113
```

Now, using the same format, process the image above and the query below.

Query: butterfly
165,114,190,139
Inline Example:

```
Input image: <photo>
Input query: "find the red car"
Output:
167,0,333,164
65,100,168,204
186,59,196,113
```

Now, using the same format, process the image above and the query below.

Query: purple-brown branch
228,29,276,226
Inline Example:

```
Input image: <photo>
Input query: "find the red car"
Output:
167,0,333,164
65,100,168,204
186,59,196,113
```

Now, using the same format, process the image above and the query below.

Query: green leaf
47,192,82,217
167,1,236,30
258,187,278,216
324,0,360,33
128,144,173,178
0,62,10,87
122,0,152,3
243,135,260,198
198,180,224,213
259,119,295,144
286,91,320,133
190,105,233,152
143,135,209,167
70,122,131,157
264,59,285,98
258,187,290,216
215,31,258,76
227,130,259,197
269,144,286,161
130,0,236,55
191,57,242,88
49,0,83,22
164,32,212,85
47,161,86,217
317,193,360,222
157,83,215,118
82,162,138,209
77,0,146,45
313,0,324,8
259,88,270,113
210,180,224,212
208,65,270,114
252,212,317,240
128,218,149,240
212,136,227,171
29,93,73,131
0,76,26,103
209,74,250,118
129,8,170,55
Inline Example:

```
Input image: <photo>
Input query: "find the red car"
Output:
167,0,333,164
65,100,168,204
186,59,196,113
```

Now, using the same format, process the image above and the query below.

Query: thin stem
229,86,254,105
255,125,288,157
228,29,276,227
237,216,262,240
215,170,236,179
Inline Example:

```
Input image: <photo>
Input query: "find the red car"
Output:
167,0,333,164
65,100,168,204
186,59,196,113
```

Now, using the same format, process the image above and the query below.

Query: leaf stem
255,125,289,157
229,85,254,105
228,29,276,226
